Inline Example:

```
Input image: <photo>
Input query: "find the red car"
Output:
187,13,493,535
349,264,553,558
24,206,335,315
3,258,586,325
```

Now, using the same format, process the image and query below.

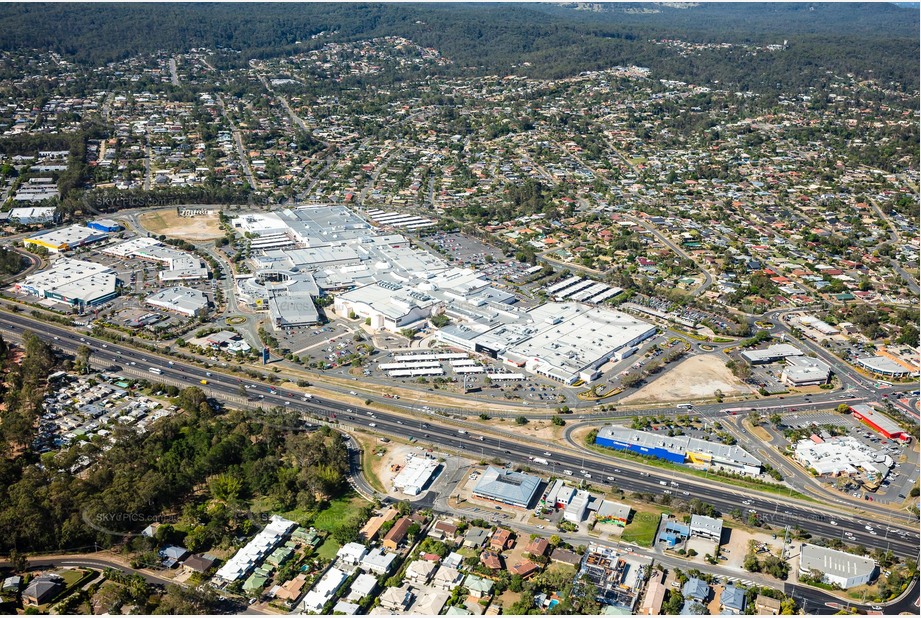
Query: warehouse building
799,544,876,589
16,257,118,308
88,219,123,233
146,286,209,317
689,515,723,542
850,405,911,442
781,356,831,386
24,224,109,253
595,500,631,527
472,466,542,508
8,206,57,225
392,456,440,496
595,426,762,475
563,490,591,524
740,343,804,365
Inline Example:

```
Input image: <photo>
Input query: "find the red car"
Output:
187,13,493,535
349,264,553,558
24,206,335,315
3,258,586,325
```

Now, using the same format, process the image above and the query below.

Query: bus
149,367,162,375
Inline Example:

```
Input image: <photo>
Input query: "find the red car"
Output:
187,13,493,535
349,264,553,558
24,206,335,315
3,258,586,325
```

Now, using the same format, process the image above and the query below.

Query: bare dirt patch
620,354,753,404
377,443,419,491
137,208,224,241
479,417,564,443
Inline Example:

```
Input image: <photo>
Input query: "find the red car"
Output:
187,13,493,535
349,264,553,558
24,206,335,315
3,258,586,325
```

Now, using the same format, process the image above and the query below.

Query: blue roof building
682,577,710,602
720,585,747,614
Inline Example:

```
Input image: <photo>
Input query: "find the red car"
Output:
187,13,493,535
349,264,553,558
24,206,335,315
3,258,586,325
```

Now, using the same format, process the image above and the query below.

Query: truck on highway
533,457,549,465
148,367,162,375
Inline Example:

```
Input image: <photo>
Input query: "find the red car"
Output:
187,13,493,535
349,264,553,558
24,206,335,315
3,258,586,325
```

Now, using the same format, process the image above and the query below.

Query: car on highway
543,451,551,456
829,520,837,526
369,423,377,427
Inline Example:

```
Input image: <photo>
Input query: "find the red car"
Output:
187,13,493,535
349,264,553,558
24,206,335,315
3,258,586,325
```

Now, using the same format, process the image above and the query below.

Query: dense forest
0,331,352,553
0,3,916,91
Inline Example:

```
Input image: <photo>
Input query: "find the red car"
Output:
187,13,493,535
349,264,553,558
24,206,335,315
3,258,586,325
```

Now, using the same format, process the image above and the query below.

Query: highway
0,310,918,561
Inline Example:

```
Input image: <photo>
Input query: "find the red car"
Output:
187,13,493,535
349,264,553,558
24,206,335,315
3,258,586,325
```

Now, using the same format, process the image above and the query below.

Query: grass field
315,537,340,561
312,494,368,533
621,507,668,546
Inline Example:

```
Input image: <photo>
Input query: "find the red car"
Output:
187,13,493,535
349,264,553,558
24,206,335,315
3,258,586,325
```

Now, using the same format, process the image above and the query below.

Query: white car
829,521,837,526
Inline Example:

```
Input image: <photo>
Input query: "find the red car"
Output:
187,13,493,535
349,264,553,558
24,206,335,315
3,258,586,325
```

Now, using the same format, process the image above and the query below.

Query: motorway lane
1,311,918,559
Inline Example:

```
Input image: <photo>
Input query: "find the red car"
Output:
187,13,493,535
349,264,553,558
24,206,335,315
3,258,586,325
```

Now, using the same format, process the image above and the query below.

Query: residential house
464,574,494,598
432,566,464,591
141,522,161,538
490,528,515,552
509,560,540,579
22,575,64,606
754,594,781,615
182,554,217,574
160,545,190,568
428,520,459,543
682,577,710,602
720,584,747,615
301,567,347,614
1,576,21,594
443,552,464,570
383,517,412,550
360,507,398,542
361,548,398,575
337,542,369,566
463,527,490,549
639,576,666,615
274,574,308,604
346,573,378,602
524,537,549,557
380,584,414,612
411,589,450,615
405,559,438,586
333,600,360,615
480,551,503,571
550,547,583,567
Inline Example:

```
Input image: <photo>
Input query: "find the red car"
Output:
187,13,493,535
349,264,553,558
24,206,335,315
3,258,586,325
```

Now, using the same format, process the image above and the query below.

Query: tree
551,415,565,426
743,552,761,572
662,590,684,615
75,344,93,374
209,472,243,504
621,371,643,388
514,416,528,425
7,549,27,573
769,413,783,427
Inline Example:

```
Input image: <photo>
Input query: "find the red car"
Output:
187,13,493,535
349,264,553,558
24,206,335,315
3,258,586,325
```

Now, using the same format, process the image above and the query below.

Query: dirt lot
378,443,420,489
721,526,786,576
137,208,224,240
479,417,565,442
621,354,753,404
